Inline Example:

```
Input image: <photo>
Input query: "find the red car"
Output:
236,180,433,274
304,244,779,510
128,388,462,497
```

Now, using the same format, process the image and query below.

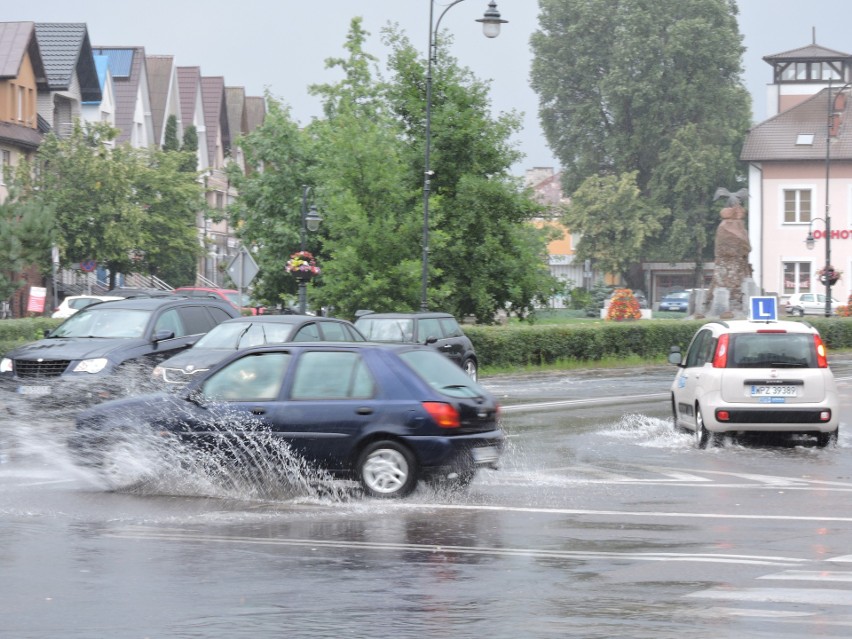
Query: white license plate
17,385,51,396
750,385,797,397
472,446,499,463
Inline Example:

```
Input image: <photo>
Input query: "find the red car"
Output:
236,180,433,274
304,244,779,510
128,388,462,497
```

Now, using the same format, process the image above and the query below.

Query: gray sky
8,1,852,175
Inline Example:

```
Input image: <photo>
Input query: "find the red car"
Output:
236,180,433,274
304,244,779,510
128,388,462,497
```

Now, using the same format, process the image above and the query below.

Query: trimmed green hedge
465,317,852,368
0,318,63,355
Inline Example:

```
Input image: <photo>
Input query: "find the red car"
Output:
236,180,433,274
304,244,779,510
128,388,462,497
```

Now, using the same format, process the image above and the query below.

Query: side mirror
43,329,52,338
424,335,438,345
668,345,683,366
153,329,175,342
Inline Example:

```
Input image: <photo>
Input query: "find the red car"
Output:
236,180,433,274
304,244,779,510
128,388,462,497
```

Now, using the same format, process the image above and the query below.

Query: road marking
758,570,852,582
686,587,852,606
500,393,667,413
106,527,806,566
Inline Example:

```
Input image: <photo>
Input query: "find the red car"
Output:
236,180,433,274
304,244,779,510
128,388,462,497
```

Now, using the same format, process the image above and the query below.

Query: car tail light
819,410,832,422
712,333,729,368
814,335,829,368
716,410,730,422
422,402,460,428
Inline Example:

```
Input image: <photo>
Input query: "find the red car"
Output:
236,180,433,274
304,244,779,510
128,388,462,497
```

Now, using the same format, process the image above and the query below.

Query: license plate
472,446,499,463
750,385,797,397
17,385,51,396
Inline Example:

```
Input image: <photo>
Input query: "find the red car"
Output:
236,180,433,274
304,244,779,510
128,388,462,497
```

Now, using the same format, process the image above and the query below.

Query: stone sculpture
706,188,752,316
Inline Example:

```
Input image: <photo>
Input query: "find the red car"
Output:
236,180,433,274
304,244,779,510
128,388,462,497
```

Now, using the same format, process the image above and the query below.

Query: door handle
251,408,266,415
356,407,373,415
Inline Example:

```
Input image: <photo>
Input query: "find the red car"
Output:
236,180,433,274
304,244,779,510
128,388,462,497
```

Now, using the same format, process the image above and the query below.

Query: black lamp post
299,185,322,314
420,0,506,312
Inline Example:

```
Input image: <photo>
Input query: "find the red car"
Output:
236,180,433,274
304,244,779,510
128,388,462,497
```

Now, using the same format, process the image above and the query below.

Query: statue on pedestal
706,188,752,317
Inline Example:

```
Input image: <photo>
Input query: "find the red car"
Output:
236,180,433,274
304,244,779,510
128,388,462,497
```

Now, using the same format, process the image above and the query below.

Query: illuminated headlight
73,358,109,374
0,358,12,373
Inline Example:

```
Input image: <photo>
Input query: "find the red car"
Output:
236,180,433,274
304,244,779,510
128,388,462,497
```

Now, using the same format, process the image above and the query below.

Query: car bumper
700,400,839,433
406,429,506,473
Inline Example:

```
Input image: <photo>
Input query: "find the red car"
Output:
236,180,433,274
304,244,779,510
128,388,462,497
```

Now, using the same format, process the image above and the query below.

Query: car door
672,328,716,428
419,317,462,365
799,293,816,314
261,350,381,471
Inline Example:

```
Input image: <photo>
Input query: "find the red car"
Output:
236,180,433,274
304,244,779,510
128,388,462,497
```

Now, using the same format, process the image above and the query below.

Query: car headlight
0,357,12,373
73,358,109,374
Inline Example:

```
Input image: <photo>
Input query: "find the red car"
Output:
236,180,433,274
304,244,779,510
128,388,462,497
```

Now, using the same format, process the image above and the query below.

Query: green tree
181,124,199,172
163,114,179,151
531,0,751,272
0,199,55,303
563,172,664,279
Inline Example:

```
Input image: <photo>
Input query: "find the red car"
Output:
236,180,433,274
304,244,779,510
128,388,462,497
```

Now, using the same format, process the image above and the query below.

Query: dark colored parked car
354,311,479,380
153,315,366,387
70,343,505,498
0,297,239,406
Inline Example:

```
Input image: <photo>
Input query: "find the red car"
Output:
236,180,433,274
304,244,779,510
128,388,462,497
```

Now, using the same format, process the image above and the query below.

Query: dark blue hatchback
70,342,504,498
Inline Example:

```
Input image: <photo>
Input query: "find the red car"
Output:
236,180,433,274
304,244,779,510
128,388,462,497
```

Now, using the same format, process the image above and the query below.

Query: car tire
793,308,804,317
463,358,478,381
671,394,681,430
357,440,418,498
694,405,712,449
816,429,839,448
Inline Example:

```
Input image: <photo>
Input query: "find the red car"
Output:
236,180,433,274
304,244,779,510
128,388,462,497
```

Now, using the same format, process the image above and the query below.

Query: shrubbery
0,317,63,355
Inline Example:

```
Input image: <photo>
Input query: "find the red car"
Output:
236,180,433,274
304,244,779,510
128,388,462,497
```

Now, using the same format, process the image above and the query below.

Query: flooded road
1,363,851,638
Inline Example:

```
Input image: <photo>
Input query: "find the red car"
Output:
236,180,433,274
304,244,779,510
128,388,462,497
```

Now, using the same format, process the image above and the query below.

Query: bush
0,317,63,355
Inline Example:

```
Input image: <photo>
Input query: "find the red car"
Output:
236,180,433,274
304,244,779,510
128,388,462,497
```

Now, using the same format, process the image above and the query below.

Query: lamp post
807,80,851,317
420,0,506,312
299,185,322,314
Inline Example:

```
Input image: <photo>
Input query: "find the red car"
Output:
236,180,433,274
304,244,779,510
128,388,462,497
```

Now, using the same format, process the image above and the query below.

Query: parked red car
171,287,265,315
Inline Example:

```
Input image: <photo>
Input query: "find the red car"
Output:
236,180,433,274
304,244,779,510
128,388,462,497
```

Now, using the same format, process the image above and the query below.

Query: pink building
742,40,852,307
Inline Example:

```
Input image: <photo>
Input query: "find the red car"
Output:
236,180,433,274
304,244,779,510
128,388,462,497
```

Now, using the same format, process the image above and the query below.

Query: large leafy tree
531,0,752,270
11,122,202,288
0,198,55,303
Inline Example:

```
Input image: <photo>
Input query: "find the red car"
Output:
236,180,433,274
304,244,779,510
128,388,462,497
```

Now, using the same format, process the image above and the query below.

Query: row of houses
0,21,265,314
527,37,852,312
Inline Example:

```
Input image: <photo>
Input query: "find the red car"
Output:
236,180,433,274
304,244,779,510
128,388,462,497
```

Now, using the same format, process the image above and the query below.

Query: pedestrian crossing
686,554,852,632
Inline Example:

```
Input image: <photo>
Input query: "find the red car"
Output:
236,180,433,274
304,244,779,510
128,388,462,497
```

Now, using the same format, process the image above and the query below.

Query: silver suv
669,319,839,447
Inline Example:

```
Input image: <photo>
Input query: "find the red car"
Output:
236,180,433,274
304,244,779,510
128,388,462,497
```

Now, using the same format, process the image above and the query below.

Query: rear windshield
728,333,816,368
398,350,486,398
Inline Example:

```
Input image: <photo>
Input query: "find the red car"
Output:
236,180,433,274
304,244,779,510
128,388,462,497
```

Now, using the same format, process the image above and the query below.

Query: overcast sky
7,1,852,175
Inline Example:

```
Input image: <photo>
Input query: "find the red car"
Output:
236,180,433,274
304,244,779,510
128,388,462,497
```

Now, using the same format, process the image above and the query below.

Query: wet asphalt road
1,359,851,638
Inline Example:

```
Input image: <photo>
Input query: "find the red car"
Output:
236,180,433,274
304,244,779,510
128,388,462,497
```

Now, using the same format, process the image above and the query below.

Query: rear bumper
406,429,506,473
704,404,838,433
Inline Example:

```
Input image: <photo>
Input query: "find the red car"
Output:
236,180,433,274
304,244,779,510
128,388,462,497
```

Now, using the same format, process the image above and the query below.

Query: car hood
158,348,234,371
5,337,148,361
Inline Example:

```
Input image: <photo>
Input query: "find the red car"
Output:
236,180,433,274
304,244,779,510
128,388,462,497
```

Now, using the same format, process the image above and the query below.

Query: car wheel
357,440,418,498
671,394,681,430
816,429,839,448
794,308,804,317
463,358,478,381
694,405,712,449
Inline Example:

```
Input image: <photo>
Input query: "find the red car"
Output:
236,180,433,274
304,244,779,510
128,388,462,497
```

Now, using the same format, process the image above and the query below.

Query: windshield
51,308,151,339
399,350,487,398
193,322,296,349
666,292,689,300
223,291,253,308
355,318,415,342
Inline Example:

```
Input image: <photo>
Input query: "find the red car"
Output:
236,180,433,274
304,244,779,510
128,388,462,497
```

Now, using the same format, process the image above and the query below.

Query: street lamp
420,0,506,311
299,185,322,314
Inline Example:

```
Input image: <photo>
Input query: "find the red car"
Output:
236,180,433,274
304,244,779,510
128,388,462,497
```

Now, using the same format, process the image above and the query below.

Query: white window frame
782,261,812,295
781,186,814,225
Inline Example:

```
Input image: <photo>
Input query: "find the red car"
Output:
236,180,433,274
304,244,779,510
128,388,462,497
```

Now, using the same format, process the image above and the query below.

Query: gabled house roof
200,75,230,165
177,65,201,127
34,23,100,102
0,21,46,85
146,54,175,145
92,46,150,144
244,95,265,133
764,43,852,63
741,87,852,161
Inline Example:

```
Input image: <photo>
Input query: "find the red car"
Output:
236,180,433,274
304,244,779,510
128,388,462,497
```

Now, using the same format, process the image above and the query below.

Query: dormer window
796,133,815,145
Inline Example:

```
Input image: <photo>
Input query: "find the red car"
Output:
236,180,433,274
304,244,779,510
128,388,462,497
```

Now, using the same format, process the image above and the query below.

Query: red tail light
422,402,460,428
716,410,731,422
815,334,829,368
712,333,729,368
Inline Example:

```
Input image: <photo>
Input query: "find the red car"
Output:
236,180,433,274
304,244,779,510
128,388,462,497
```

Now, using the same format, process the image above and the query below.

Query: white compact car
51,295,123,319
669,319,839,447
784,293,840,317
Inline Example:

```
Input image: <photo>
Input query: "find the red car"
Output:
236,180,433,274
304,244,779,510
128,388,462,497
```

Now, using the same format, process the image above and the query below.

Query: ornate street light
420,0,506,311
299,185,322,314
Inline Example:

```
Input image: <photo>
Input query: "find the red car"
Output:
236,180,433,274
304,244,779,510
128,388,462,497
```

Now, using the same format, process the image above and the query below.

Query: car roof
81,297,237,311
173,287,239,293
217,315,353,325
707,319,817,334
355,311,454,319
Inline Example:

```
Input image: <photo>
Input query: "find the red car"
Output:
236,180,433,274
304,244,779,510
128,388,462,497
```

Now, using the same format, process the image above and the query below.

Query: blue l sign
750,296,777,321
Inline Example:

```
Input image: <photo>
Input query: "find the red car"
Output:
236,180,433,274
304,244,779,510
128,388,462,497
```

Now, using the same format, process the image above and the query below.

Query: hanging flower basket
817,266,842,286
286,251,321,281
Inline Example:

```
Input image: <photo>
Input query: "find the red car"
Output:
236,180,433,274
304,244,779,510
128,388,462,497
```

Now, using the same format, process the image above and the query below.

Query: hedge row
0,318,63,355
464,317,852,368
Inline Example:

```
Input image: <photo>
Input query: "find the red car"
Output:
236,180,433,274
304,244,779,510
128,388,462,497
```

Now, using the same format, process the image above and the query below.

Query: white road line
401,502,852,523
500,393,667,413
686,587,852,606
105,529,806,566
832,555,852,563
758,570,852,582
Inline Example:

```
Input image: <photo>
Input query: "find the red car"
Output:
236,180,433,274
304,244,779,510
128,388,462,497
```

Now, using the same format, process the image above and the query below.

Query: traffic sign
749,296,777,321
80,259,96,273
226,248,259,288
